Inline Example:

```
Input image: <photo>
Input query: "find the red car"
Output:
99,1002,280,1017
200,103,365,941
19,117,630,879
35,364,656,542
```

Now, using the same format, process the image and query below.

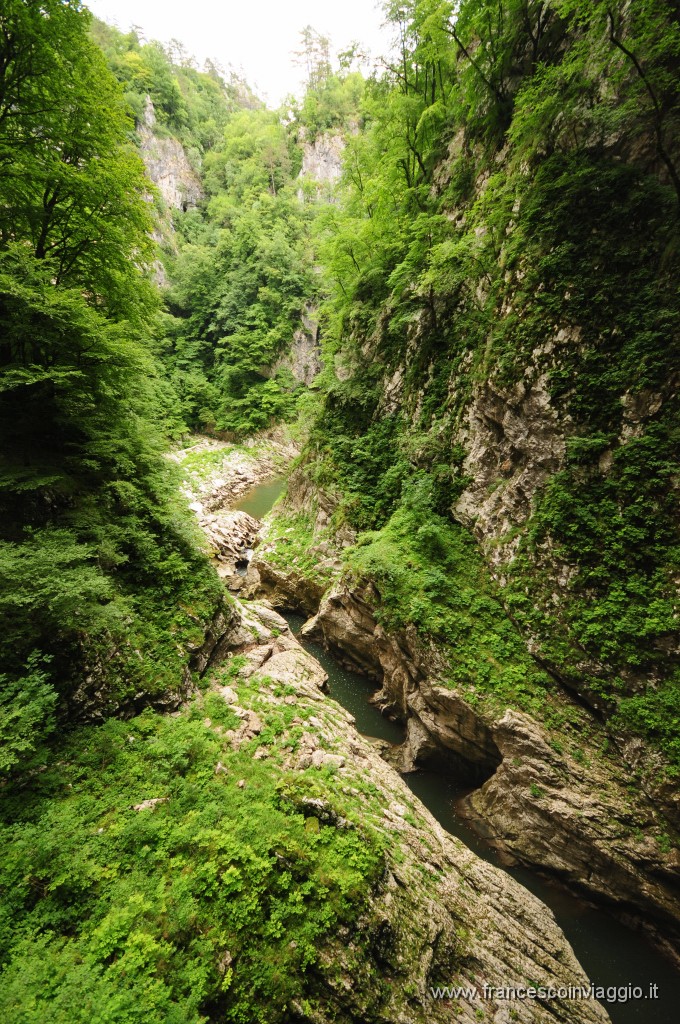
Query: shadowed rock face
263,305,322,387
201,597,610,1024
461,710,680,960
454,375,568,567
302,582,680,963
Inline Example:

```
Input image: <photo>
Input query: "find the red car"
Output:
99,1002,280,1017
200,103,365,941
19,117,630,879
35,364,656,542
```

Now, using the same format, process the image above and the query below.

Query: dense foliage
162,107,317,434
0,665,386,1023
90,18,322,438
310,0,680,768
90,19,259,157
0,11,390,1019
0,1,221,772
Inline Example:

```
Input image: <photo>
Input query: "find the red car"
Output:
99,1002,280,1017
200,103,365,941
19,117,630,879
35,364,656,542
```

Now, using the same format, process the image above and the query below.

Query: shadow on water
283,612,404,745
243,478,679,1023
281,609,680,1024
402,772,679,1024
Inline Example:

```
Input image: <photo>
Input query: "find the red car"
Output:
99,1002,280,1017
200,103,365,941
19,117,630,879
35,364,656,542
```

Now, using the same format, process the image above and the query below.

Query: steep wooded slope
253,0,680,950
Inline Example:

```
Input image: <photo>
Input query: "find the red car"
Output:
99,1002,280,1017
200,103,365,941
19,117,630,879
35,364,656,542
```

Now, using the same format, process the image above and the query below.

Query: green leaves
0,5,224,754
308,0,680,772
164,109,316,434
347,492,551,709
0,4,155,311
0,701,384,1021
0,655,57,775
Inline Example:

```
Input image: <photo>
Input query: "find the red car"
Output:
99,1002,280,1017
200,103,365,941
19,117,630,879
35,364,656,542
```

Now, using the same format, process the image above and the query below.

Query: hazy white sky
86,0,392,106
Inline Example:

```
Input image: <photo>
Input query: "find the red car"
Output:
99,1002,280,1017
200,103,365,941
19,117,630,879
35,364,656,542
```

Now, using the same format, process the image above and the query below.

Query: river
246,479,679,1024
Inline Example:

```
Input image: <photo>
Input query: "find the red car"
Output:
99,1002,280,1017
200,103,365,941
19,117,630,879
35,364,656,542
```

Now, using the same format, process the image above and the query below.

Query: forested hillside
93,18,364,436
0,0,223,774
1,0,679,1020
308,0,680,774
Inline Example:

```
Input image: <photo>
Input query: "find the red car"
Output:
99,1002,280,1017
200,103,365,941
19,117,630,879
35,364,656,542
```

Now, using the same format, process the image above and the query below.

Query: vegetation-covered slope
305,0,680,778
0,1,221,772
93,18,366,437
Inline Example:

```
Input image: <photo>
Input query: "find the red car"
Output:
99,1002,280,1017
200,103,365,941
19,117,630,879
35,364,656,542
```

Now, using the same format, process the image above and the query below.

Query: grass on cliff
262,509,338,587
346,475,552,717
176,434,292,485
0,676,386,1024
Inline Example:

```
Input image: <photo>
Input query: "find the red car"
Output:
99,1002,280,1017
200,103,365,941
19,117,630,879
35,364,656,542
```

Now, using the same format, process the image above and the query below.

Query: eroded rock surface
138,95,203,211
454,374,568,567
204,598,610,1023
264,305,322,386
296,584,680,961
248,460,680,959
185,443,679,972
297,130,345,200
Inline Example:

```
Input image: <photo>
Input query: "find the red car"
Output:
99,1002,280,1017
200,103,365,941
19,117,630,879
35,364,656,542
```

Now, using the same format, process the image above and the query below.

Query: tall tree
0,0,219,773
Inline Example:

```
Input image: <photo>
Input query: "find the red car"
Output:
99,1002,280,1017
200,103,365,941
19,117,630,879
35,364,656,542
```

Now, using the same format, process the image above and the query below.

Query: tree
294,25,333,90
0,1,220,772
0,1,155,311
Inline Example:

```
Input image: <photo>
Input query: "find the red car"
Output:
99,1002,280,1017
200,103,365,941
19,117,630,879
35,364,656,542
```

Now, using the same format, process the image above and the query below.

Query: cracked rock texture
302,583,680,962
138,95,203,211
297,130,345,200
265,305,322,386
247,446,680,961
205,598,610,1024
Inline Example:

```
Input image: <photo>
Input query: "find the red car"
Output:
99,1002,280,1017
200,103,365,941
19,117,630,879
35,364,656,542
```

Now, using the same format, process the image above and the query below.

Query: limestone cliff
200,595,610,1024
243,4,680,958
297,129,345,200
263,305,322,386
138,95,203,212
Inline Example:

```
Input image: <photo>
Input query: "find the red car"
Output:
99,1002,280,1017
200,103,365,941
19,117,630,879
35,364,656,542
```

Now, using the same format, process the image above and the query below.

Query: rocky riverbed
196,592,611,1023
249,464,680,966
181,435,678,1019
172,430,298,586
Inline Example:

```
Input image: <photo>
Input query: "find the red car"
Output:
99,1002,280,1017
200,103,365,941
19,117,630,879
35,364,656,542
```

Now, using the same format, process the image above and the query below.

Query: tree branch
607,8,680,209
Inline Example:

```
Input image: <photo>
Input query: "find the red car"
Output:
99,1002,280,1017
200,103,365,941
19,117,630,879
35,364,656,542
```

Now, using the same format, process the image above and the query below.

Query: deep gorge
1,1,678,1021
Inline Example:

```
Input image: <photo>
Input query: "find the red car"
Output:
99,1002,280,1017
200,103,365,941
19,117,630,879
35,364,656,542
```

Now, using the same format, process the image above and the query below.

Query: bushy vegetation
308,0,680,768
3,1,679,1014
162,105,317,434
348,474,552,713
92,17,368,438
0,672,386,1023
90,18,314,437
90,18,259,156
0,1,222,771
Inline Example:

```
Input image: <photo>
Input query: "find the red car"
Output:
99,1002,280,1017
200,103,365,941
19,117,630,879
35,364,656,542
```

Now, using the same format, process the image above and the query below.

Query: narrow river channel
244,478,679,1024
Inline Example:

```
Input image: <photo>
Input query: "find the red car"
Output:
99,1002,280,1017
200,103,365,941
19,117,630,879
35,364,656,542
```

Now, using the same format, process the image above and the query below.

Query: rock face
265,305,322,386
186,445,679,965
252,558,328,615
461,710,680,961
454,373,568,567
298,130,345,197
138,96,203,211
189,503,259,578
206,597,610,1024
300,584,680,963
